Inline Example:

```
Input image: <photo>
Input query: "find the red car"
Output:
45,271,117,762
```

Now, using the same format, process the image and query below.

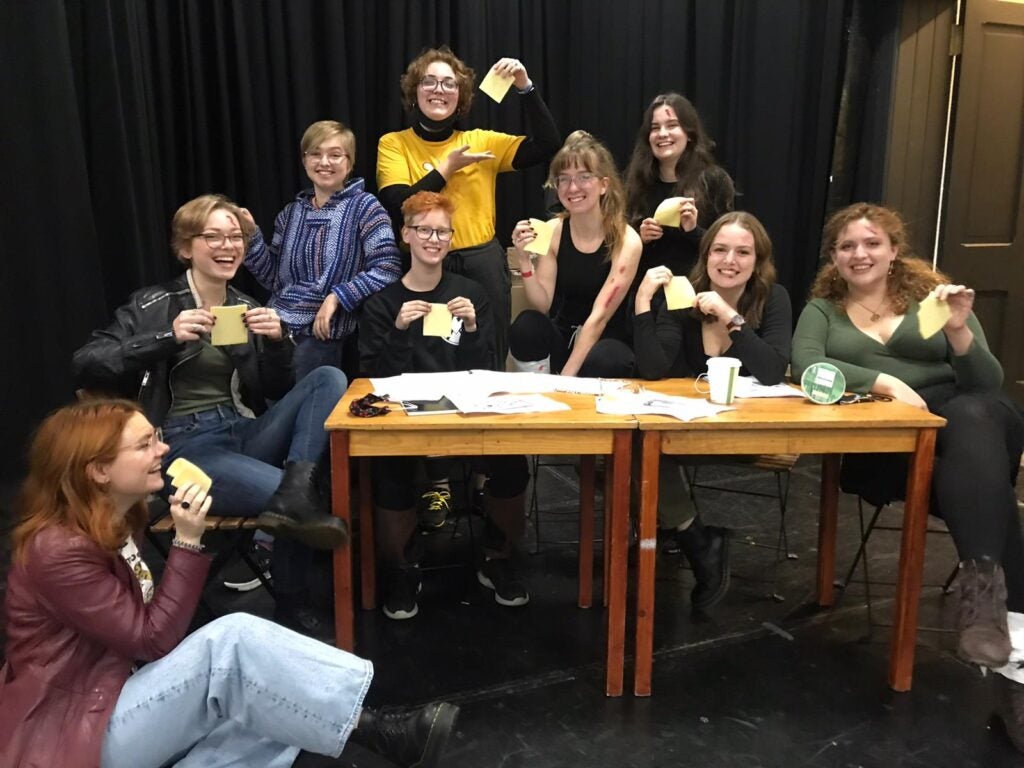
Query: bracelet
516,83,535,95
520,270,534,278
172,538,205,553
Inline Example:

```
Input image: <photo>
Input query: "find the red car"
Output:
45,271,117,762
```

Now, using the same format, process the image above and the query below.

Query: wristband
516,83,535,95
172,538,205,553
520,270,534,278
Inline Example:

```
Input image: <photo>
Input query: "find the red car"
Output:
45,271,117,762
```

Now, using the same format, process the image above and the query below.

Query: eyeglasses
119,429,163,452
554,172,600,189
194,232,245,248
419,76,459,93
837,393,893,405
304,150,349,164
349,393,392,418
408,226,455,242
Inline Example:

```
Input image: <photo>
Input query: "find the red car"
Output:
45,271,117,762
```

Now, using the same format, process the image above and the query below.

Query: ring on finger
180,501,191,510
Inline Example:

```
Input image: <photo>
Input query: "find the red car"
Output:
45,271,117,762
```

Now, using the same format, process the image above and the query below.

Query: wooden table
325,379,638,696
633,381,946,696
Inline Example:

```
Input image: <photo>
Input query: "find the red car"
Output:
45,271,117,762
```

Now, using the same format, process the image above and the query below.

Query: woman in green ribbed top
792,203,1024,752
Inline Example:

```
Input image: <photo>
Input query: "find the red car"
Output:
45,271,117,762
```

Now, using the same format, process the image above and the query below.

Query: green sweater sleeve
949,312,1003,390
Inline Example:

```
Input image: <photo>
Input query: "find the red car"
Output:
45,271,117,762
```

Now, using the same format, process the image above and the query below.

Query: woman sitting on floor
791,203,1024,750
72,194,347,636
360,191,531,619
0,399,457,768
633,211,792,610
508,130,642,377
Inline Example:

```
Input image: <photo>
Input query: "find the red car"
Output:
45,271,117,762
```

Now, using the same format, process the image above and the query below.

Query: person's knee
307,365,348,398
509,310,550,361
579,339,634,378
486,456,530,498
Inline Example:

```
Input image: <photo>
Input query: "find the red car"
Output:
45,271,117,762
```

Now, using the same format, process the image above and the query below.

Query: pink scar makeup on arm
603,285,620,309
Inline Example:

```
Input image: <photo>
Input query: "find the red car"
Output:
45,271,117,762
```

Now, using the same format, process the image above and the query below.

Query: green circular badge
800,362,847,405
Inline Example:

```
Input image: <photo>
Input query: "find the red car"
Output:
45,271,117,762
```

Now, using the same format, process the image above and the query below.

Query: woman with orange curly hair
377,46,560,369
0,399,458,768
792,203,1024,749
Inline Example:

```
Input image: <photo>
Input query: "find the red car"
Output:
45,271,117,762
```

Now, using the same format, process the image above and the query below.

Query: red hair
401,191,455,225
12,399,149,561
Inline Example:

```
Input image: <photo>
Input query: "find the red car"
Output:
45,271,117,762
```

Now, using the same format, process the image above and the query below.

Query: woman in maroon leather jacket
0,399,457,768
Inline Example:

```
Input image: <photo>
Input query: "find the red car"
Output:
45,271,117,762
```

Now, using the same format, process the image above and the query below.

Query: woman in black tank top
507,131,641,376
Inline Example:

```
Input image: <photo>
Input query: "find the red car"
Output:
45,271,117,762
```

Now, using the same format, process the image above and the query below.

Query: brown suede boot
957,558,1011,668
995,674,1024,754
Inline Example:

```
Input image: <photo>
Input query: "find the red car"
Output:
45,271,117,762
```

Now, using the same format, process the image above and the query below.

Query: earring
888,260,896,276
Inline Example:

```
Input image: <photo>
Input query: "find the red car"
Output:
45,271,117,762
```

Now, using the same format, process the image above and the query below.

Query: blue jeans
101,614,373,768
292,335,349,382
161,366,347,594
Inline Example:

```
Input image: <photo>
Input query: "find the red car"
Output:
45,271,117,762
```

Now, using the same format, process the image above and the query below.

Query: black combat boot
350,702,460,767
256,461,348,550
675,518,731,611
957,557,1011,667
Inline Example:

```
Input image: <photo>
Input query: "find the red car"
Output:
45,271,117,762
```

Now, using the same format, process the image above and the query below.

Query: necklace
850,297,887,322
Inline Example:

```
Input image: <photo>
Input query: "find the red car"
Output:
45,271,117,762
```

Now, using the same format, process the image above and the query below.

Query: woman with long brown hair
792,203,1024,751
632,210,791,610
0,399,457,768
508,131,642,377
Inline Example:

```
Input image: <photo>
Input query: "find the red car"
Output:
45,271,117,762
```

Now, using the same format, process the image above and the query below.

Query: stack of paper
446,393,571,415
596,393,733,421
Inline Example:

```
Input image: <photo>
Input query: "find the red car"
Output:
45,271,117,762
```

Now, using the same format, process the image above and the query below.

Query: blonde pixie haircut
300,120,356,166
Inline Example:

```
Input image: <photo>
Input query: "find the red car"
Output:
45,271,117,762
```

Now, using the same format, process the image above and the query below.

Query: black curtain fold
1,0,856,478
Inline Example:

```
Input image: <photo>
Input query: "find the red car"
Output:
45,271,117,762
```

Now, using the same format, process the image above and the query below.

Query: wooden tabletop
325,377,638,432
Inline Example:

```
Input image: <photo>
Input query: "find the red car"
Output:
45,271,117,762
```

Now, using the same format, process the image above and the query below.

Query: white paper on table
370,372,471,401
447,393,570,415
733,376,804,399
596,392,733,421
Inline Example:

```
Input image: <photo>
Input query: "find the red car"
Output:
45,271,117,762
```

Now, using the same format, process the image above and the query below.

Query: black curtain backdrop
0,0,853,478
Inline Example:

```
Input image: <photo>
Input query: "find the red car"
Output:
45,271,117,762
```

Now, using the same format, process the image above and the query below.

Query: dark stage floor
4,458,1023,767
197,457,1024,767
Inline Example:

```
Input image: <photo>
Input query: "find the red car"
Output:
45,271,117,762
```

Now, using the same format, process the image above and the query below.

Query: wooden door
942,0,1024,404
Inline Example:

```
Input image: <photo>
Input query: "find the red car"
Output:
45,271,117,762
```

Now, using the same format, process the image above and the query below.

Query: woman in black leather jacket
73,194,348,634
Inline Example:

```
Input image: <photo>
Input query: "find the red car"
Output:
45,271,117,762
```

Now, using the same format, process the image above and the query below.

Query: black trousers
508,309,635,377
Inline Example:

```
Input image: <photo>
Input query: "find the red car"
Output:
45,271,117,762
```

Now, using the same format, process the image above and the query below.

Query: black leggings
372,455,530,510
509,309,635,377
843,391,1024,610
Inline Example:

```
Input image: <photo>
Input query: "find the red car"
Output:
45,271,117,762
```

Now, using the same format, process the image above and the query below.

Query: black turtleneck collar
411,105,458,142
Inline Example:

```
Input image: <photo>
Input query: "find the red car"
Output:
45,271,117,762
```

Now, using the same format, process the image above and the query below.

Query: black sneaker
477,557,530,607
417,489,451,530
351,702,460,768
272,603,333,641
383,565,422,620
223,540,273,592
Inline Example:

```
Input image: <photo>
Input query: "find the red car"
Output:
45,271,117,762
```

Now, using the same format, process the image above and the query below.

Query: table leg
634,431,661,696
331,431,354,650
359,458,376,610
817,454,840,607
889,428,937,691
605,430,631,697
578,455,596,609
603,461,613,608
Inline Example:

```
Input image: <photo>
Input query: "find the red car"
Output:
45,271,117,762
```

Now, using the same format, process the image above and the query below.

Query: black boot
675,518,731,611
351,702,460,768
957,557,1011,667
256,461,348,550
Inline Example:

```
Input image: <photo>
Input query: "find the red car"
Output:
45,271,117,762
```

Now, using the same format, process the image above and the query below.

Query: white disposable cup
694,356,742,404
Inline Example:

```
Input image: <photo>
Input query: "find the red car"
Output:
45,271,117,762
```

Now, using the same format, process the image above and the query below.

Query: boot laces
422,490,451,512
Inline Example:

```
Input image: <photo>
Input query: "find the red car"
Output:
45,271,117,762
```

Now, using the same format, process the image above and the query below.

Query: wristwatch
726,314,746,332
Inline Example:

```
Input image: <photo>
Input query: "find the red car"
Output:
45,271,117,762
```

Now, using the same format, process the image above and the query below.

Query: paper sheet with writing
653,197,686,227
917,290,952,339
210,305,247,346
596,391,733,421
524,218,557,256
423,304,453,338
664,276,696,310
479,68,515,102
369,371,628,403
733,376,804,399
166,457,213,494
446,393,571,415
